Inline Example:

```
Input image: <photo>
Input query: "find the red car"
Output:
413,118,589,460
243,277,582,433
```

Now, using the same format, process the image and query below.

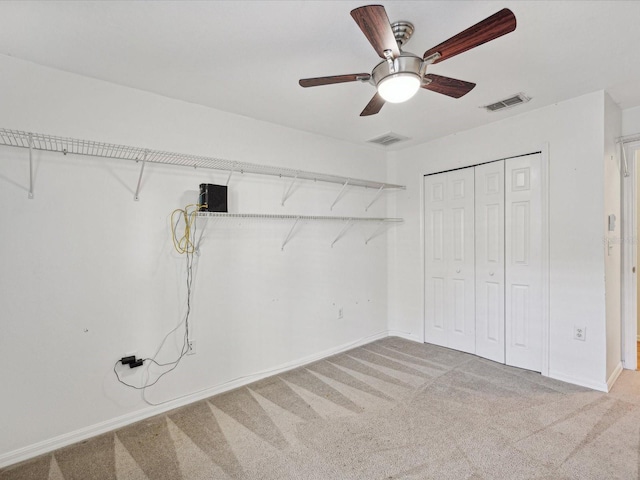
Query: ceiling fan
299,5,516,116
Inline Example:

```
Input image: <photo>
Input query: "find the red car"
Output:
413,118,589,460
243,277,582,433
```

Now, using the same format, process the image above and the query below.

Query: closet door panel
424,175,448,347
425,156,543,371
446,168,476,354
424,169,475,353
432,277,445,331
475,161,505,363
505,154,542,372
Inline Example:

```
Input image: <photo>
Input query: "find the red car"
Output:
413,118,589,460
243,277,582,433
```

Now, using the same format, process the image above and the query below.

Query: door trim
421,145,550,376
540,144,550,376
621,141,640,370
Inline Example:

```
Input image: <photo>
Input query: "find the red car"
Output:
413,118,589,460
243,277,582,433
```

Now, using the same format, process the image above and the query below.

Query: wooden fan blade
360,93,385,116
299,73,370,88
422,74,476,98
351,5,400,59
423,8,516,64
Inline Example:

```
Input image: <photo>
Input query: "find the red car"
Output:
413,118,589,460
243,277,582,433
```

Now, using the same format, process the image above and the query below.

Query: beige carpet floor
2,337,640,480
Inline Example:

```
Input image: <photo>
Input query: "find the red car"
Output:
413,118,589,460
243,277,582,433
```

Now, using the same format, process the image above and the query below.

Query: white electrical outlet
187,340,196,355
574,326,586,341
337,307,343,319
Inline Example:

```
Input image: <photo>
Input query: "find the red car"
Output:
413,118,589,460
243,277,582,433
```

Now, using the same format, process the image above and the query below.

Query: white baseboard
606,362,624,392
0,330,392,469
387,330,423,343
548,370,608,393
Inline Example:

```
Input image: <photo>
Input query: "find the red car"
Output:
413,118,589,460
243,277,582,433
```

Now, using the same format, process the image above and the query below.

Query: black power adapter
120,356,144,368
129,359,144,368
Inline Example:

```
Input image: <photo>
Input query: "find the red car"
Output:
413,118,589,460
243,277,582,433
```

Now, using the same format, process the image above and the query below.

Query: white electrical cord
114,206,199,398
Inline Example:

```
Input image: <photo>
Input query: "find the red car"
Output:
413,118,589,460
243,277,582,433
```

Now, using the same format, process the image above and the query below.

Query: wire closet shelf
196,212,402,250
197,212,403,222
0,128,406,190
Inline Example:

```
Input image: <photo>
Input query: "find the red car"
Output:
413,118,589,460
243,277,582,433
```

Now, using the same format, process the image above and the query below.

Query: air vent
367,132,409,147
482,93,531,112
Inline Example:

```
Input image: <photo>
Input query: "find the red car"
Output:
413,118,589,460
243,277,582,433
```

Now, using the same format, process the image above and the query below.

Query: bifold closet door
505,153,543,372
475,161,505,363
424,168,475,354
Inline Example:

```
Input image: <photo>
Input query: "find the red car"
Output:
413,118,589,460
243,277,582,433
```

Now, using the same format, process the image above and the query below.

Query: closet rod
617,133,640,144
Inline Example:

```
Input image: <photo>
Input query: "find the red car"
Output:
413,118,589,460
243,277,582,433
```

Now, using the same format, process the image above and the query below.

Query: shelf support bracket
365,221,387,245
226,162,237,186
27,134,34,199
133,150,148,201
281,173,298,206
281,217,300,251
365,185,385,211
331,179,350,210
331,219,354,248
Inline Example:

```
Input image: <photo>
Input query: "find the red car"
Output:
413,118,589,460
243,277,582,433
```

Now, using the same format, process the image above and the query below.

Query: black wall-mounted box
199,184,228,212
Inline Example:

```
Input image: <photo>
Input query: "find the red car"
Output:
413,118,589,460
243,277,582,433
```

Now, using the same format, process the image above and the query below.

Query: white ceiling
1,1,639,150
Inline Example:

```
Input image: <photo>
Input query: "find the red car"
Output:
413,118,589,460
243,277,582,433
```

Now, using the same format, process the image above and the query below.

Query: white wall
0,55,391,464
622,105,640,136
388,91,610,391
603,93,622,382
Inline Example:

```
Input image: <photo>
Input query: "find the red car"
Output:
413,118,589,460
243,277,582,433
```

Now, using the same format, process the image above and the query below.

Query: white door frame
621,141,640,370
421,144,550,376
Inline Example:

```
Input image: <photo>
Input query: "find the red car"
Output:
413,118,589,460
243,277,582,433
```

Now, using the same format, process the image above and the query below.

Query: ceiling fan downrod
390,21,414,49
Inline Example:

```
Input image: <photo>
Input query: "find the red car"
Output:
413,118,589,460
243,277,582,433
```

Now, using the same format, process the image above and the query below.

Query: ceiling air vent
482,93,531,112
367,132,409,147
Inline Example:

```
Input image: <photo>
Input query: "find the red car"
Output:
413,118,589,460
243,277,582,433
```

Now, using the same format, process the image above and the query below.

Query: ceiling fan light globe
377,73,421,103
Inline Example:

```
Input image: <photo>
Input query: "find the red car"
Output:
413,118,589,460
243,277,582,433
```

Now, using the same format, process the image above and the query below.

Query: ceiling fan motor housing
371,52,423,87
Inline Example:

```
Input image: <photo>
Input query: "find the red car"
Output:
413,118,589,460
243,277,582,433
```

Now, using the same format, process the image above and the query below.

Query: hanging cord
113,204,204,400
171,204,205,254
